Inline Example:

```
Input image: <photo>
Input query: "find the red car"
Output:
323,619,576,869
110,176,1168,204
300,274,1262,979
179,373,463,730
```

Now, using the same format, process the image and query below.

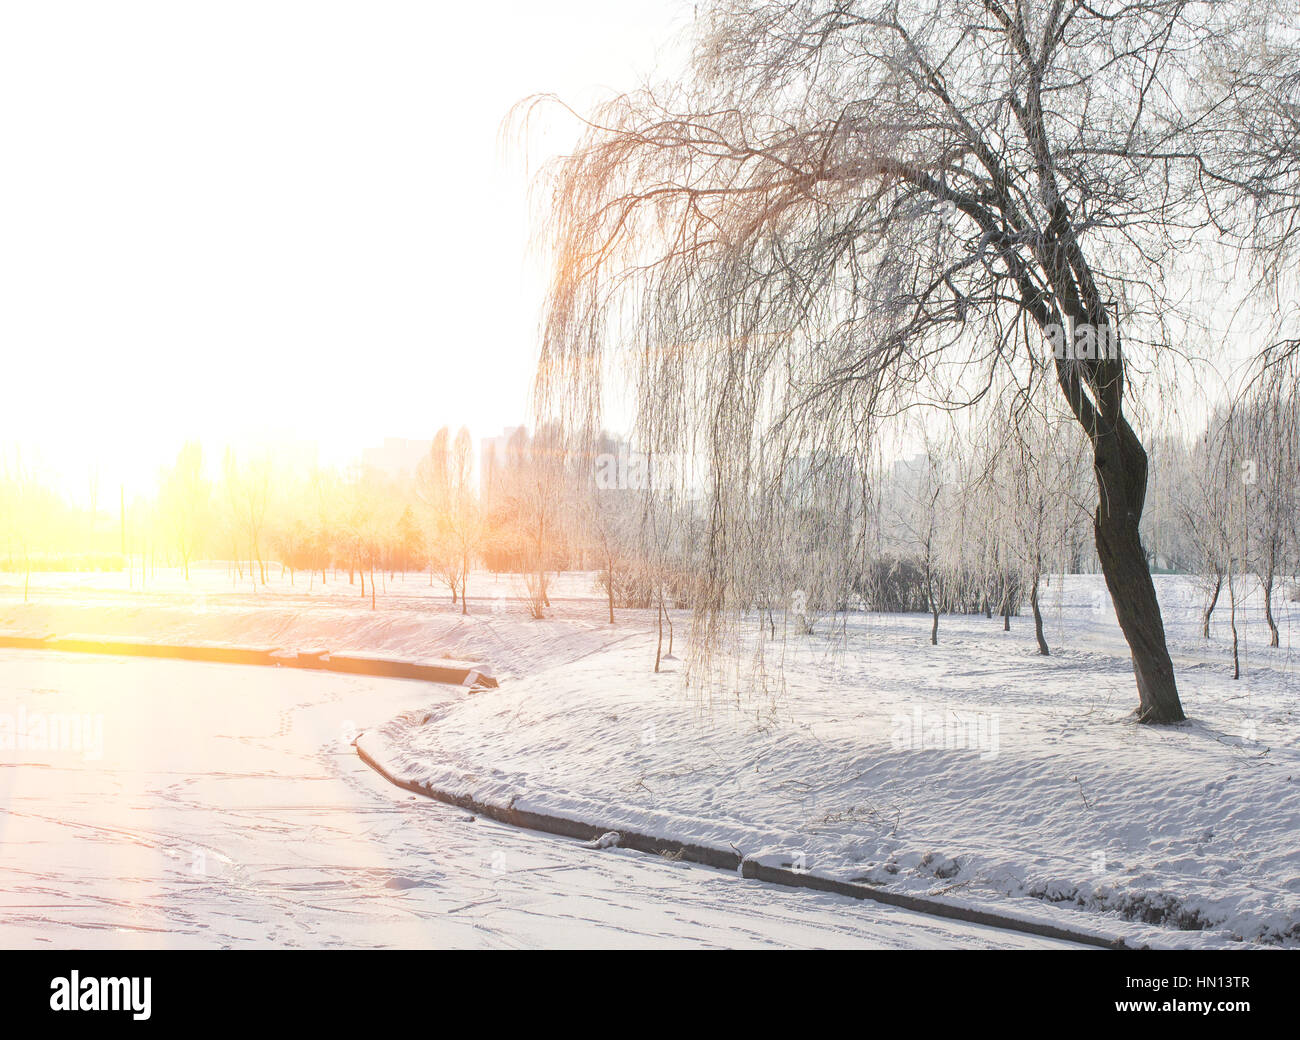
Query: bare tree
416,427,464,603
530,0,1276,721
305,466,339,589
339,465,381,605
1193,10,1300,351
1001,412,1088,656
159,441,208,581
221,449,271,586
585,433,647,624
0,452,48,602
498,425,571,618
897,438,952,647
1234,375,1300,648
448,427,482,615
1173,423,1233,639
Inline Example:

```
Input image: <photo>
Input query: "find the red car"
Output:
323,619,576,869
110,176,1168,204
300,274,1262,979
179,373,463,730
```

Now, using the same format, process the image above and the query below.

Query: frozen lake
0,650,1076,948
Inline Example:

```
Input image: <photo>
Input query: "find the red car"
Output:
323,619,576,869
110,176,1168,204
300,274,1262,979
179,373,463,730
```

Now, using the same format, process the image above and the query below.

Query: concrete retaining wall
0,633,495,688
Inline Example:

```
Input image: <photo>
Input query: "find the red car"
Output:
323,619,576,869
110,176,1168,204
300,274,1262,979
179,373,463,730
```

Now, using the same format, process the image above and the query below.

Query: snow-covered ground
3,567,1297,947
362,573,1300,949
0,567,634,681
0,650,1077,948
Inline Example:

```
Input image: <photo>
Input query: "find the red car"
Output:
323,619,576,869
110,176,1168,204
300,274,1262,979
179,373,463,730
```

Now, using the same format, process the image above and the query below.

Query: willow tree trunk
1092,418,1185,723
1030,573,1049,656
926,574,939,645
1201,574,1221,638
605,552,615,624
1262,558,1279,648
654,594,665,672
1228,562,1240,681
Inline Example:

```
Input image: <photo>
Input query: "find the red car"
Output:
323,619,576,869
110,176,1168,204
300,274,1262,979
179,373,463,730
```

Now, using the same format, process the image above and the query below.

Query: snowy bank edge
0,633,497,688
355,726,1135,950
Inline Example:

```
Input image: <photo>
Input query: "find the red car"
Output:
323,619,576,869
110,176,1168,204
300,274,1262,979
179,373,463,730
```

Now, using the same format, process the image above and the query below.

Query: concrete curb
356,734,1138,951
0,633,496,689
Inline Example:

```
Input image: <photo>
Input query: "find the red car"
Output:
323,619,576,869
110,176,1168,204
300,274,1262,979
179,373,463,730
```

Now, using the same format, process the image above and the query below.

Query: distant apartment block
479,426,526,500
361,437,434,479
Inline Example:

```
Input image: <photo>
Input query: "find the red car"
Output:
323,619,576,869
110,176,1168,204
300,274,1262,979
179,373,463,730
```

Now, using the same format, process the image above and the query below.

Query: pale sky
0,0,691,499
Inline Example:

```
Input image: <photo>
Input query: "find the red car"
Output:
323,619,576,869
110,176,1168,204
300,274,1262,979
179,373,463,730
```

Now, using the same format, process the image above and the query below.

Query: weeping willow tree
1192,10,1300,650
1227,360,1300,650
1193,4,1300,378
533,0,1281,724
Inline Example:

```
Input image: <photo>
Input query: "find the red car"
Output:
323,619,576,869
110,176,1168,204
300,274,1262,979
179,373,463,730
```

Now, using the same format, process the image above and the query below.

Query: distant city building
361,437,433,479
479,426,526,500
